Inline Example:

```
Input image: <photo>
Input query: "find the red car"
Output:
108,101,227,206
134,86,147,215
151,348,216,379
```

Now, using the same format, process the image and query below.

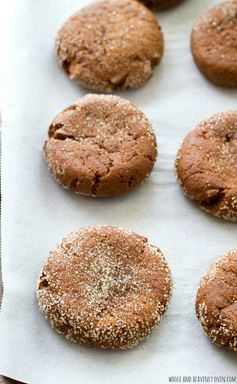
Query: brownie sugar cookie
55,0,164,92
139,0,184,11
196,249,237,352
44,94,157,197
176,111,237,222
191,1,237,87
37,226,172,349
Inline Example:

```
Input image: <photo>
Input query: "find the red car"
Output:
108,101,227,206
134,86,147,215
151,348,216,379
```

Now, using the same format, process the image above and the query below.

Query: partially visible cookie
56,0,164,92
176,111,237,222
191,0,237,87
37,226,172,350
196,249,237,352
44,94,157,197
139,0,184,11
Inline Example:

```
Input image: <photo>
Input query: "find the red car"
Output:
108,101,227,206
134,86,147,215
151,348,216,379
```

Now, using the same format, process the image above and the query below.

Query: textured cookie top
196,249,237,352
191,0,237,86
176,111,237,222
56,0,163,92
37,226,172,349
44,94,157,197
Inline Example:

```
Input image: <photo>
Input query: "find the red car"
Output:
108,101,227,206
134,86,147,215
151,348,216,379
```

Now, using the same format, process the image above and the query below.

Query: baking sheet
0,0,237,383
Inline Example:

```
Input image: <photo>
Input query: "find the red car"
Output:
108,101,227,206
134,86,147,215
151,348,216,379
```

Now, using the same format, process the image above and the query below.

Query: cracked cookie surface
191,0,237,87
44,94,157,197
176,111,237,222
55,0,163,92
37,226,172,350
138,0,184,11
196,249,237,352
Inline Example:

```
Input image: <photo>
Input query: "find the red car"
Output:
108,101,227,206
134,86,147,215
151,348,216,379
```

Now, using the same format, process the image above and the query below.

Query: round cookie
191,1,237,87
196,249,237,352
44,94,157,198
138,0,184,11
37,226,172,350
176,111,237,222
55,0,164,92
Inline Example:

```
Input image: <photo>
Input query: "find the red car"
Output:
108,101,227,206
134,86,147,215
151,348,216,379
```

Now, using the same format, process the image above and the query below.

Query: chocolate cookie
55,0,164,92
176,111,237,222
139,0,184,11
44,94,157,198
196,249,237,352
191,1,237,87
37,226,172,350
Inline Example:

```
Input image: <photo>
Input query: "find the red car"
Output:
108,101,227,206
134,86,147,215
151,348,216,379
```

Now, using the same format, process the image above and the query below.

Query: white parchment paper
0,0,237,382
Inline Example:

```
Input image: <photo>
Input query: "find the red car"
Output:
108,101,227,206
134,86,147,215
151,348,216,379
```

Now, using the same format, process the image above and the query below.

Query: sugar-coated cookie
196,249,237,352
37,226,172,349
44,94,157,198
176,111,237,222
191,1,237,87
56,0,164,92
139,0,184,11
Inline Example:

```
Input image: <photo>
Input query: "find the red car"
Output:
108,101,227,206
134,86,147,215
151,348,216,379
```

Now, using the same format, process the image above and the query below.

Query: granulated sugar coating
191,0,237,87
196,249,237,353
176,111,237,222
37,226,172,350
44,94,157,198
55,0,164,92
